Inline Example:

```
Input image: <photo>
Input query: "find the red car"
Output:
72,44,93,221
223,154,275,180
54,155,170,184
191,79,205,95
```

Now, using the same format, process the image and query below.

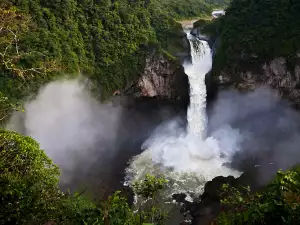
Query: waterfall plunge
186,34,211,138
126,34,241,199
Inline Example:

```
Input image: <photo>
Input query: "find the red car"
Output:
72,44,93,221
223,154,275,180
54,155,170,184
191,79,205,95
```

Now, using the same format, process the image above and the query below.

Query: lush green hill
0,0,230,123
2,0,157,101
154,0,230,20
212,0,300,72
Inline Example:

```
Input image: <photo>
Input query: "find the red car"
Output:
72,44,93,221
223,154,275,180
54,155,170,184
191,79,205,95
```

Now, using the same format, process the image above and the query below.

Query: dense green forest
215,168,300,225
4,0,300,224
210,0,300,72
0,0,229,122
0,0,230,224
155,0,230,20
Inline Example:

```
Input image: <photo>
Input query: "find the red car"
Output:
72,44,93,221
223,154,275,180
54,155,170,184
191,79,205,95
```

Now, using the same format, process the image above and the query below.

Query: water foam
126,33,241,199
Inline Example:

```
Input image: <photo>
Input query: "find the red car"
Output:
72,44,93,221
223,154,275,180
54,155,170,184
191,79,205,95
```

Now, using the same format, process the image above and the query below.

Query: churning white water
186,34,211,138
126,33,241,199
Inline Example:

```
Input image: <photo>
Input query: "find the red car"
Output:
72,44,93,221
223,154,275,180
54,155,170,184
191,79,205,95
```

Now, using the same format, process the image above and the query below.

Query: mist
7,79,123,188
126,86,300,198
208,87,300,185
6,78,186,197
6,75,300,197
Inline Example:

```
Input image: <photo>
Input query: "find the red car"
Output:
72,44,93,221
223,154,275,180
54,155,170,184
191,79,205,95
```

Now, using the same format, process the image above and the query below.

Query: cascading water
186,34,211,138
125,32,241,200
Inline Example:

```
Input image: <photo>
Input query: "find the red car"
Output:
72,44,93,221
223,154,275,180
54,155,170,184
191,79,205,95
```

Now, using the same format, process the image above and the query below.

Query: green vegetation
215,169,300,225
3,128,300,225
0,0,229,122
155,0,212,20
152,0,230,20
211,0,300,72
4,0,300,224
0,129,61,224
0,129,168,225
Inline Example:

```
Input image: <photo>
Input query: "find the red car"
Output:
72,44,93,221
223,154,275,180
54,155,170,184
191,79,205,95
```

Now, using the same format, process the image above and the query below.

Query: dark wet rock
174,175,243,225
124,50,190,108
173,193,188,203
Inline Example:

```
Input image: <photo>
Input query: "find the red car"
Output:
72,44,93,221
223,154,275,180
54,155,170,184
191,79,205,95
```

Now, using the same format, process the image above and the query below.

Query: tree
81,175,168,225
0,7,58,79
0,7,60,124
0,130,61,224
0,91,23,122
215,169,300,225
132,174,169,225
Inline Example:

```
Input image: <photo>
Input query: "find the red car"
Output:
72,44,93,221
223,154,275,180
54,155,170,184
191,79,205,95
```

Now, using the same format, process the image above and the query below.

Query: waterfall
186,34,212,138
125,32,241,201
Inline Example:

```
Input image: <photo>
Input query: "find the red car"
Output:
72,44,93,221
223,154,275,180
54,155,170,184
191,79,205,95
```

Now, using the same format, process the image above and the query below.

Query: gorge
125,29,241,201
7,20,300,225
2,0,300,224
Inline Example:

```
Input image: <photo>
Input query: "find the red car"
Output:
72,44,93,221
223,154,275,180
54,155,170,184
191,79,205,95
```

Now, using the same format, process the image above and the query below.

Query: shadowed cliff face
124,50,190,109
214,55,300,108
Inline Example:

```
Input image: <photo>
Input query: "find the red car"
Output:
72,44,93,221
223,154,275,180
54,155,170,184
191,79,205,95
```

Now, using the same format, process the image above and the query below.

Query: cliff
215,55,300,108
124,50,190,107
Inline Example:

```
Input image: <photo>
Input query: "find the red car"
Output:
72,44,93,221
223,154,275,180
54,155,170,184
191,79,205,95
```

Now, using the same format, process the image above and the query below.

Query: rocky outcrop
124,50,189,107
174,176,237,225
173,30,191,63
190,19,219,52
215,55,300,108
174,170,267,225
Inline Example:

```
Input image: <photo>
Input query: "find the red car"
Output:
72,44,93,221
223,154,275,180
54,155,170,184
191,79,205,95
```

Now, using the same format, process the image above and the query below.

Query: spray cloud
209,87,300,185
7,79,123,190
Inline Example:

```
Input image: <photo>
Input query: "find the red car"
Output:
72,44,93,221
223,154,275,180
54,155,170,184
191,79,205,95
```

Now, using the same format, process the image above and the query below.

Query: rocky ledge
124,50,190,108
214,55,300,108
173,176,237,225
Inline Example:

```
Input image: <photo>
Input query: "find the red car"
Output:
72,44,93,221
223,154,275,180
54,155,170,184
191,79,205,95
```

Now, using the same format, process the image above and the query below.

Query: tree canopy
211,0,300,71
0,129,168,224
216,169,300,225
0,129,60,224
0,0,230,109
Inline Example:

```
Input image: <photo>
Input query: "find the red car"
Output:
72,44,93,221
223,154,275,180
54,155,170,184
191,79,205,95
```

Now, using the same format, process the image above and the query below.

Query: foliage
0,7,60,124
132,174,169,225
153,0,230,20
0,129,61,224
0,129,99,224
215,169,300,225
0,0,230,118
70,175,168,225
212,0,300,72
0,134,167,225
0,91,23,123
132,174,168,199
0,7,58,78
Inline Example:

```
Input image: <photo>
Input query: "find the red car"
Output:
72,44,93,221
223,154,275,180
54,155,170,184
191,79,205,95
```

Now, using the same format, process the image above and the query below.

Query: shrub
0,130,61,224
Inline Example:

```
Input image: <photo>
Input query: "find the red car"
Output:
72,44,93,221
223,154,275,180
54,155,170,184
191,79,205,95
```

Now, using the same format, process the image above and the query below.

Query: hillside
0,0,231,123
2,0,300,225
205,0,300,107
214,0,300,69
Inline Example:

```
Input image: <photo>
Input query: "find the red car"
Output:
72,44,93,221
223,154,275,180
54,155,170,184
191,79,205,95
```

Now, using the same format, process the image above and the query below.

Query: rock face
214,55,300,108
174,30,191,63
124,50,190,107
174,172,263,225
174,176,238,225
